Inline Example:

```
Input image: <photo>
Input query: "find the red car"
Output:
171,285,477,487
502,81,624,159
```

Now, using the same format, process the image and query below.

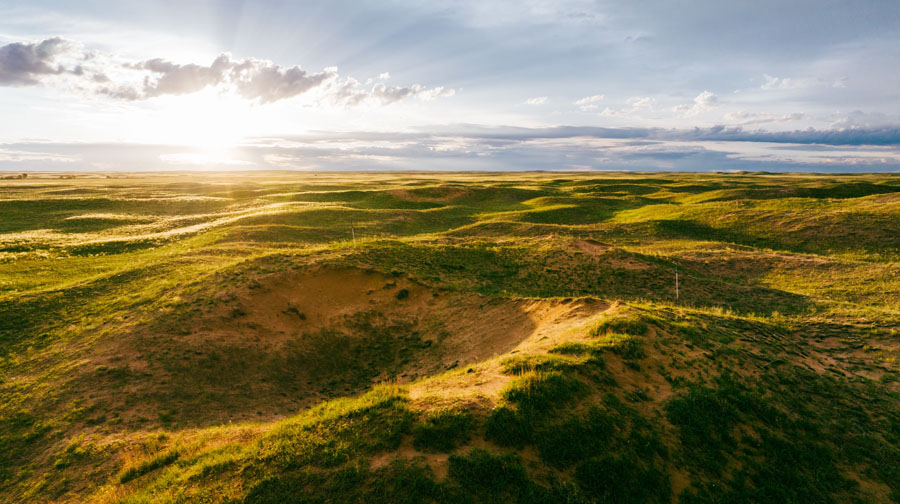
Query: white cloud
525,96,548,105
761,74,848,90
627,96,654,109
598,107,619,117
414,86,456,101
328,79,454,107
828,110,900,129
724,111,804,125
673,90,718,117
574,94,603,110
599,96,653,116
0,38,454,107
228,57,336,104
0,147,77,163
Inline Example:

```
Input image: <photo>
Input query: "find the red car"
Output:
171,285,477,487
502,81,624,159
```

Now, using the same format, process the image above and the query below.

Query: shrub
575,456,670,503
501,371,585,416
412,409,474,452
534,407,616,468
500,354,579,374
591,314,650,337
484,406,531,447
610,337,646,360
447,449,553,502
549,342,594,355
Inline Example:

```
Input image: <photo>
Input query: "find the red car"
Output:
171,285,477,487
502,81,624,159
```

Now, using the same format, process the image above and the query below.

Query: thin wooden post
675,263,679,300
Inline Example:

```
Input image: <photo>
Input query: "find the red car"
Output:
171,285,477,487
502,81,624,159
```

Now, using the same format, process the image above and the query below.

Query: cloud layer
3,124,898,173
0,38,453,106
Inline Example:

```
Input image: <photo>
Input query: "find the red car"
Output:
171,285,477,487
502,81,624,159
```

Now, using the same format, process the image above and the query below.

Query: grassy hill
1,171,899,503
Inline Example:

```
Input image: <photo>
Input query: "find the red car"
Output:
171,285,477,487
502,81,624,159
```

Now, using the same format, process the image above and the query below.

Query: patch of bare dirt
408,299,613,409
570,238,651,270
573,238,612,255
370,429,545,482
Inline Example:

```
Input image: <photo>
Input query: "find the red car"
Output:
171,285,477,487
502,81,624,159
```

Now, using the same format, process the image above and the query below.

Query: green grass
2,172,900,503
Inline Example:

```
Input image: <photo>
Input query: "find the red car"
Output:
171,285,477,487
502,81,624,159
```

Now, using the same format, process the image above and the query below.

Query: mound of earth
79,266,606,427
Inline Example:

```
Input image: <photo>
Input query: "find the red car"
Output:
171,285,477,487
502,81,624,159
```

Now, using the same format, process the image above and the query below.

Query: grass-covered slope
1,171,899,503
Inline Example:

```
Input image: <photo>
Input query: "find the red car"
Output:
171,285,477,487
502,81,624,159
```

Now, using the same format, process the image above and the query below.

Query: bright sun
148,89,257,166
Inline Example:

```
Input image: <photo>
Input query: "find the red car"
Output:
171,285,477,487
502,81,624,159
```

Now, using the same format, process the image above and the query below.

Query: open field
2,171,900,503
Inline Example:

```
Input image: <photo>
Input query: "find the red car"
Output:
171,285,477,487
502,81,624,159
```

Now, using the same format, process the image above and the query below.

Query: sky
1,0,899,172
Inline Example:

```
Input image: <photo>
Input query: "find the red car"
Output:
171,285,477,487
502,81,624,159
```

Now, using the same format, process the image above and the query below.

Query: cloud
724,111,805,125
673,91,718,117
236,126,900,171
599,96,653,117
574,94,603,110
112,54,447,105
828,111,900,130
227,57,337,103
0,37,72,85
0,147,77,163
0,38,453,107
761,74,847,90
127,55,233,98
525,96,548,105
327,77,454,107
682,124,899,146
98,55,337,103
627,96,654,109
408,123,900,146
410,85,456,102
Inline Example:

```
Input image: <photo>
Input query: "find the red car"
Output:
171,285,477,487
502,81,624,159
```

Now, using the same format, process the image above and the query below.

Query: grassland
1,170,899,503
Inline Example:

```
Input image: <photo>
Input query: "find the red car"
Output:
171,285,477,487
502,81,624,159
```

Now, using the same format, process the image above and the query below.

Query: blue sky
1,0,899,171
